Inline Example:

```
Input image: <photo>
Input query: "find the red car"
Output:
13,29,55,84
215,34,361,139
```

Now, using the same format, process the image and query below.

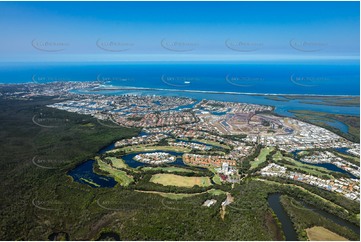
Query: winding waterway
267,193,298,241
267,193,360,241
121,150,186,168
303,203,360,235
292,150,357,179
68,139,208,187
67,159,117,188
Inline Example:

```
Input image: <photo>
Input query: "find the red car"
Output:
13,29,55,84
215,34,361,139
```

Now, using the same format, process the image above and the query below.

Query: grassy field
96,157,134,186
334,152,360,166
104,157,129,169
306,226,348,241
297,151,310,157
208,167,222,185
150,174,212,188
272,151,333,179
207,189,227,196
250,147,274,169
212,174,222,185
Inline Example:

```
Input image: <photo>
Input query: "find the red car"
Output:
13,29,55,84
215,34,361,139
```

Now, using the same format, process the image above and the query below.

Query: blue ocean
0,60,359,96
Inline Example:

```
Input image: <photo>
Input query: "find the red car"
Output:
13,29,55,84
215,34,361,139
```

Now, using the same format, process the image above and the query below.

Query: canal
121,150,186,168
292,150,357,179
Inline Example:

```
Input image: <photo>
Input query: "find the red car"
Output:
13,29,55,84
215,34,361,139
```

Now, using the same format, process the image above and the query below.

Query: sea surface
0,61,359,119
0,61,359,95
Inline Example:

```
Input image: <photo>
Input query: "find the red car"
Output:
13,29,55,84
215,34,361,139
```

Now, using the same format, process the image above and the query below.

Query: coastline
92,85,360,97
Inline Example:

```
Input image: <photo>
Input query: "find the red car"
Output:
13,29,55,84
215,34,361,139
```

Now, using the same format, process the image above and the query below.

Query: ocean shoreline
92,85,360,97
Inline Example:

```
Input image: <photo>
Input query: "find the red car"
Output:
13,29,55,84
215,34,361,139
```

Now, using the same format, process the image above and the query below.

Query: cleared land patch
306,226,348,241
150,174,211,188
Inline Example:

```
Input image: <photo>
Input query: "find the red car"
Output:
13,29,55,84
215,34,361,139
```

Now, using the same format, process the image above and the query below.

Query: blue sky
0,1,359,62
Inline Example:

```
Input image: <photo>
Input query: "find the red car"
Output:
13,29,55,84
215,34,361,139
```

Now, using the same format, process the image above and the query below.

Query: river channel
267,193,359,241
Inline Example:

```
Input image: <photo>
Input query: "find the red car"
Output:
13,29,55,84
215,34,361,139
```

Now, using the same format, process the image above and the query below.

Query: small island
133,152,176,165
